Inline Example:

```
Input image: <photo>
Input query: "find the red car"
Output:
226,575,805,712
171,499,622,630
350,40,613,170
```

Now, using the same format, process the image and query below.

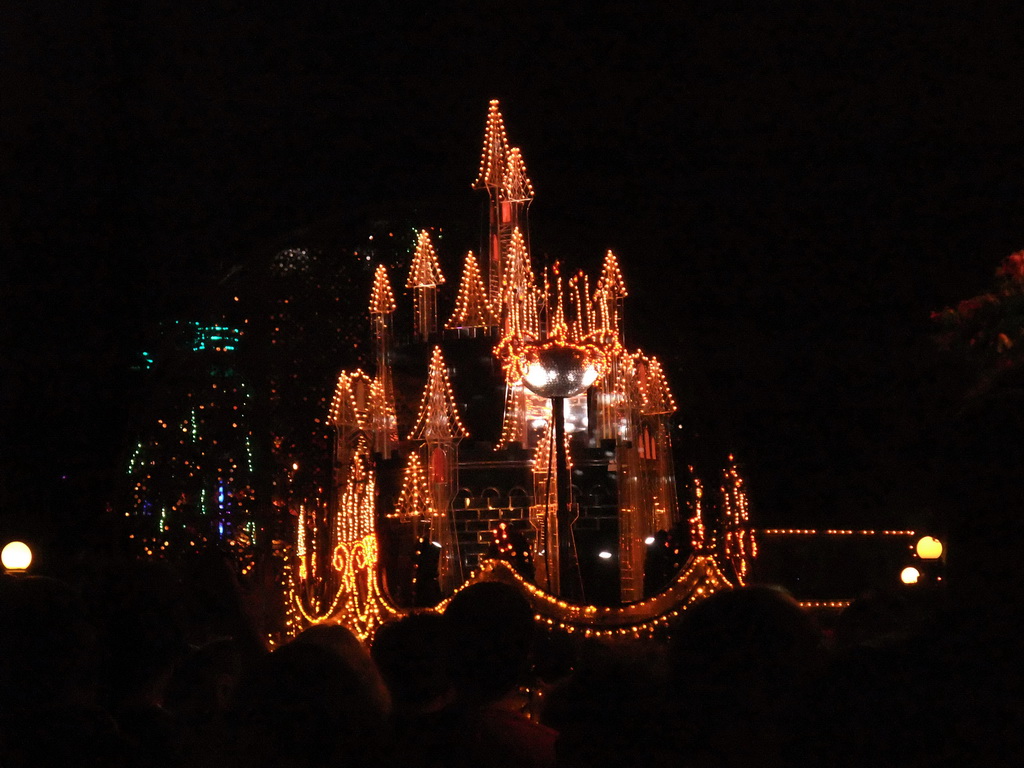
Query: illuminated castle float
286,101,756,640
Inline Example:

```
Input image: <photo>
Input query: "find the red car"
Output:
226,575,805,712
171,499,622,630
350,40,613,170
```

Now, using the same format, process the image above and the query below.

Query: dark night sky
4,3,1024,550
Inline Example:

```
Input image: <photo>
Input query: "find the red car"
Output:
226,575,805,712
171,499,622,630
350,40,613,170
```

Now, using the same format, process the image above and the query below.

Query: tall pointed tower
407,230,445,341
369,265,398,456
472,100,534,307
407,346,469,595
445,251,499,334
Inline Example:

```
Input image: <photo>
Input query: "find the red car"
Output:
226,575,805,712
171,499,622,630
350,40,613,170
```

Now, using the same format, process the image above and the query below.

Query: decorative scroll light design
288,453,393,642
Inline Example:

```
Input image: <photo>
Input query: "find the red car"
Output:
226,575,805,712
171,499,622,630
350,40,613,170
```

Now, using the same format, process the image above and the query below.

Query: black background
4,3,1023,556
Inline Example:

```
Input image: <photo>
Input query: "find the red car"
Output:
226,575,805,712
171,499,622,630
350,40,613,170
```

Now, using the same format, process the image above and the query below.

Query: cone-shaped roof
406,230,445,288
393,453,436,517
407,346,469,441
634,354,677,415
501,227,534,302
328,369,374,428
369,264,397,315
472,99,510,191
597,250,628,300
446,251,499,329
500,147,534,202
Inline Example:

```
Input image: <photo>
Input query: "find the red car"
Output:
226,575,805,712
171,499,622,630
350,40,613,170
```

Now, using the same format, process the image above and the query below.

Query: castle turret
407,346,468,595
445,251,498,334
473,100,534,307
407,230,445,341
369,265,398,456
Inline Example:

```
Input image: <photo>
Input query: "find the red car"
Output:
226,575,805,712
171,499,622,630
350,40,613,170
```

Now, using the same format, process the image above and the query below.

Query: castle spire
445,251,498,331
369,265,398,456
499,226,537,340
407,230,445,341
407,346,466,595
472,99,510,191
597,249,628,299
369,264,397,316
473,100,534,305
407,346,469,442
501,147,534,203
596,250,628,344
393,453,436,519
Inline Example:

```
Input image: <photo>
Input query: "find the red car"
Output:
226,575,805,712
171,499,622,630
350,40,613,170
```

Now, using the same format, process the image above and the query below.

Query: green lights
192,324,242,353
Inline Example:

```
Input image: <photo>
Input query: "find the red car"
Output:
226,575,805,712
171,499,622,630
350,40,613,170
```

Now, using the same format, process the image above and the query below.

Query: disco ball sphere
521,345,599,399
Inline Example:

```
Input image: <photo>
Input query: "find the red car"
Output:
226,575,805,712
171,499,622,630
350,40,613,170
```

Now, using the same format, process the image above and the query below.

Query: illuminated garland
296,503,308,580
445,251,498,329
760,529,917,536
437,556,733,639
407,346,469,441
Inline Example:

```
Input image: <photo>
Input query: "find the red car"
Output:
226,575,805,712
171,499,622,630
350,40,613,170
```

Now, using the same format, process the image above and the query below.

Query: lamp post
522,343,600,601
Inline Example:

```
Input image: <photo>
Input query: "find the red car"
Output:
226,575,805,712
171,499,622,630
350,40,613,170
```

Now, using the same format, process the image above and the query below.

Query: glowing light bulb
524,362,550,390
598,550,613,559
900,566,921,585
916,536,943,560
2,541,32,572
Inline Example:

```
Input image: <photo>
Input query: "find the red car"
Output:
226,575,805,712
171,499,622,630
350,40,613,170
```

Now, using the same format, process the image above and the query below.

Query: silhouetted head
371,612,451,715
668,585,822,712
228,641,390,768
293,622,391,715
443,581,535,705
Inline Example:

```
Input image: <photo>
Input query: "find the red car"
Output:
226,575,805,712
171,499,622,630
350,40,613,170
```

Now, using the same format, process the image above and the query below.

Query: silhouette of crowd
3,390,1023,766
3,560,1021,768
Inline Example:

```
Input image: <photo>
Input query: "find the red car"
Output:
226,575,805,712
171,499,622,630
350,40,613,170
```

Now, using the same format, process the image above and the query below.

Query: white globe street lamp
2,541,33,573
